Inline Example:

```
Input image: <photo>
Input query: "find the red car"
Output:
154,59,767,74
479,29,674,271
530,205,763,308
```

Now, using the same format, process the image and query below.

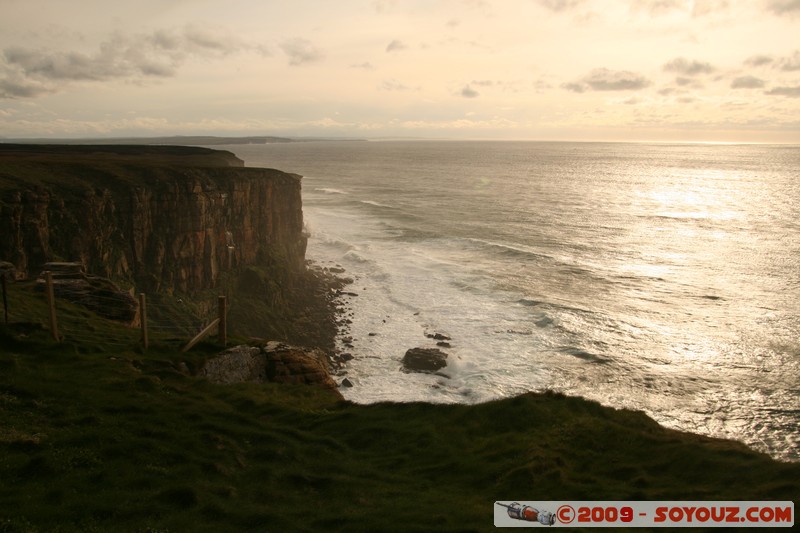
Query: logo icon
496,502,556,526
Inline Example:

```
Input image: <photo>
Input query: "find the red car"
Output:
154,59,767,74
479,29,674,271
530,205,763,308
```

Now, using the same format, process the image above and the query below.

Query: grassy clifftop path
1,318,798,532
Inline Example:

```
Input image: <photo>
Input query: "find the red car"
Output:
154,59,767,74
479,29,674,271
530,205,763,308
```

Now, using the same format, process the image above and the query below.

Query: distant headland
0,135,366,146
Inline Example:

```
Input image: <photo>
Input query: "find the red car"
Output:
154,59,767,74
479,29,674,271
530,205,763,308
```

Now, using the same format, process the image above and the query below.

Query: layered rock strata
0,144,307,293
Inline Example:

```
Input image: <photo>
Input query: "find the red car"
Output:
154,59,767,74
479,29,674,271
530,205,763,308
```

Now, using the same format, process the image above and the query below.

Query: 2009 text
495,501,794,528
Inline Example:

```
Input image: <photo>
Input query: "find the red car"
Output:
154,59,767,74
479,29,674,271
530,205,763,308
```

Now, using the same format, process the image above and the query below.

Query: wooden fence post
218,295,227,347
1,273,7,325
139,293,148,350
45,271,59,342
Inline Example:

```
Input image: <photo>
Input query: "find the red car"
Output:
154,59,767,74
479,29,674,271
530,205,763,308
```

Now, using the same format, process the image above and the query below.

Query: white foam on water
230,141,800,462
305,205,556,404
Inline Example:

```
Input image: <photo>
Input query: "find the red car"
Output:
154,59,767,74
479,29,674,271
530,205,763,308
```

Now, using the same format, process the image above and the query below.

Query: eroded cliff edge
0,144,306,293
0,144,343,351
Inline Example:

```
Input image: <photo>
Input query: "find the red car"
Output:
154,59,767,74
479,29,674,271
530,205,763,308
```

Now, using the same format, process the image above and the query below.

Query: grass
1,309,799,532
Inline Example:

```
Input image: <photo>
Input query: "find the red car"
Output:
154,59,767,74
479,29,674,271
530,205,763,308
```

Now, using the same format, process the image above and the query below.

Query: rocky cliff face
0,145,307,293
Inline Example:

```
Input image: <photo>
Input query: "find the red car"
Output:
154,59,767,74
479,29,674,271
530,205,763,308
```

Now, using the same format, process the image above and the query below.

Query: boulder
198,342,341,396
262,341,338,391
402,347,448,374
197,345,264,384
0,261,16,281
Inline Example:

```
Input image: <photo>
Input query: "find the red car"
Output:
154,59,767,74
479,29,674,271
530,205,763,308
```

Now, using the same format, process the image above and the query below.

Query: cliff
0,144,307,294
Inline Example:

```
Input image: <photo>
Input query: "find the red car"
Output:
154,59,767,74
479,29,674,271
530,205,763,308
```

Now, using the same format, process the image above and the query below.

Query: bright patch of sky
1,0,798,142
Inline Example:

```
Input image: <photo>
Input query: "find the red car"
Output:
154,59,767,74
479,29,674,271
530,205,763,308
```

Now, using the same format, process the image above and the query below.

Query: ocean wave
314,233,356,252
315,187,347,195
517,298,593,317
461,237,554,262
518,298,546,307
343,249,375,264
360,199,395,209
559,346,609,364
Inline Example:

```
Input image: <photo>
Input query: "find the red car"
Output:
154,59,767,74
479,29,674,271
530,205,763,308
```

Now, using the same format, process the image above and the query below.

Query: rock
198,342,342,397
426,332,452,341
340,377,354,388
402,347,448,374
198,345,263,383
436,341,452,348
261,342,339,391
0,261,16,281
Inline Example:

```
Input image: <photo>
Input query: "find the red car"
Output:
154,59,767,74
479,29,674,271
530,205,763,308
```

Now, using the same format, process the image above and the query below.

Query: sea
223,140,799,462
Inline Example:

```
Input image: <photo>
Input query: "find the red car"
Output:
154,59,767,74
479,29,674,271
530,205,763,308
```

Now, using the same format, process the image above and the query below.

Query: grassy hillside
1,286,798,532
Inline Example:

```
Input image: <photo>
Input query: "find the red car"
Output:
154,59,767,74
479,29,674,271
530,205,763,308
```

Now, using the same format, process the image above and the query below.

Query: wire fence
0,272,227,352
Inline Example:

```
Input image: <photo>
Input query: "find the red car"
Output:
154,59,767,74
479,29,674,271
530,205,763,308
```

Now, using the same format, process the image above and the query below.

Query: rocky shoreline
0,144,460,397
310,261,458,391
195,260,357,396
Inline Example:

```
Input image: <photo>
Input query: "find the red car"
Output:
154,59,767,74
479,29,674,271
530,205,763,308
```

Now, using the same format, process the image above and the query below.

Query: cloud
764,0,800,16
765,85,800,97
280,38,323,66
562,81,586,93
460,85,480,98
397,116,519,131
745,54,775,67
744,51,800,71
535,0,586,12
2,41,175,84
0,26,257,99
563,68,651,92
386,40,406,53
731,75,766,89
778,50,800,70
629,0,729,16
372,0,397,13
0,73,53,98
630,0,683,15
351,62,376,70
379,79,411,91
691,0,730,16
182,26,243,54
663,57,716,76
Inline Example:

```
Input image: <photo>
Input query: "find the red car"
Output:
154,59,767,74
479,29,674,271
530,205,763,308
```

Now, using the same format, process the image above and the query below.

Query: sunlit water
226,141,800,462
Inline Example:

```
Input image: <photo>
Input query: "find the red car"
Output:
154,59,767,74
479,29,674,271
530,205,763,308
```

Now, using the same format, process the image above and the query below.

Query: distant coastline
0,135,367,146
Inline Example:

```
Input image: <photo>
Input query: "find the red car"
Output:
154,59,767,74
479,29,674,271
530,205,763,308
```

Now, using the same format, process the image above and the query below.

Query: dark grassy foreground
1,321,799,532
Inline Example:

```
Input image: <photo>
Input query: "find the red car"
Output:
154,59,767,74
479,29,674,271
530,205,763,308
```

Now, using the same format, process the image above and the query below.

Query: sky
0,0,798,143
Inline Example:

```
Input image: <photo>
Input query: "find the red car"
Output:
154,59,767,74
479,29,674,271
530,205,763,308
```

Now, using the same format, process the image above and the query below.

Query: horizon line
2,134,798,147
